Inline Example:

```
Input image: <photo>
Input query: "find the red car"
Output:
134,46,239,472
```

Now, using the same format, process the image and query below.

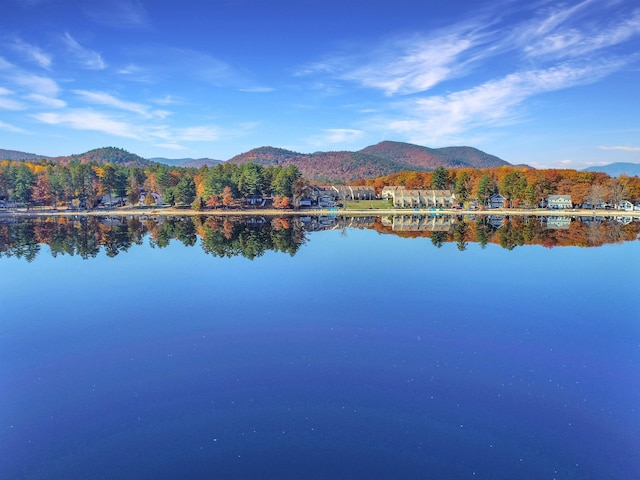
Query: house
381,186,455,208
616,200,633,212
547,195,572,209
245,194,263,206
139,191,162,206
581,200,609,209
488,193,507,209
330,186,376,201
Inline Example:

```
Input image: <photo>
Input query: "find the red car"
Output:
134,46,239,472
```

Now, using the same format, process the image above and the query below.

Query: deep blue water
1,224,639,479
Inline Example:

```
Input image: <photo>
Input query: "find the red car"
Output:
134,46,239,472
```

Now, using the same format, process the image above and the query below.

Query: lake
1,215,639,479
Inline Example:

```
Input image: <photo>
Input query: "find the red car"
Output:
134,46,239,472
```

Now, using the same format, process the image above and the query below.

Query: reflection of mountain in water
1,214,638,261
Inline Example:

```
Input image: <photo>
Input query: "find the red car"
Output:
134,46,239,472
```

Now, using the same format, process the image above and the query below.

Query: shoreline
1,206,639,218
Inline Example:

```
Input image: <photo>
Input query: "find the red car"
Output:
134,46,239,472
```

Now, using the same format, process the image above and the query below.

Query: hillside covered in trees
365,166,640,207
228,142,510,182
0,159,302,210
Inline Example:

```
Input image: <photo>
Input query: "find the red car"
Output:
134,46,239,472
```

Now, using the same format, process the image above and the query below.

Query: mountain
0,148,49,161
360,141,509,169
228,141,510,182
51,147,153,167
583,162,640,177
2,141,511,181
227,146,426,182
149,157,223,168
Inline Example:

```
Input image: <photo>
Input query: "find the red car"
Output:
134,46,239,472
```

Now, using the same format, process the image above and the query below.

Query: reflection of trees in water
373,215,640,250
0,215,638,262
0,215,308,262
197,216,306,260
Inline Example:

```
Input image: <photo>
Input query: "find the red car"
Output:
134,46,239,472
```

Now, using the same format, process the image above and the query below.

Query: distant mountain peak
583,162,640,177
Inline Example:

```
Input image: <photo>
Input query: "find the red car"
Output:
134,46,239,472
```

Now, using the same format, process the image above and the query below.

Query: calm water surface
1,216,639,479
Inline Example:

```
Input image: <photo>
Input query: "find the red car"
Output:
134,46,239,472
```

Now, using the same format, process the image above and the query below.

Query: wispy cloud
9,37,52,68
154,143,186,151
85,0,149,28
73,89,168,118
309,128,365,146
597,145,640,152
523,6,640,59
62,32,106,70
0,87,25,110
0,120,28,133
382,61,624,144
27,94,66,108
238,86,275,93
34,110,140,139
175,126,220,142
299,27,489,96
15,73,60,97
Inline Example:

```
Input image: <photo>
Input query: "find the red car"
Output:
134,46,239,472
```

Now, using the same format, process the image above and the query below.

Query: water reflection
0,214,638,261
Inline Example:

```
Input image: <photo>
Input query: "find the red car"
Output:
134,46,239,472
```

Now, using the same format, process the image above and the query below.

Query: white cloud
155,143,185,150
0,87,25,110
27,93,66,108
0,120,28,133
299,28,487,96
524,8,640,59
62,32,106,70
238,86,275,93
153,95,176,105
85,0,149,28
176,126,220,142
73,89,157,117
33,110,140,139
382,61,624,144
15,74,60,97
597,145,640,152
322,128,364,143
346,35,481,96
10,38,52,68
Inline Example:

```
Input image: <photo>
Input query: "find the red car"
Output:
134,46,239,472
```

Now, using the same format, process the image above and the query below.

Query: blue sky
1,0,639,169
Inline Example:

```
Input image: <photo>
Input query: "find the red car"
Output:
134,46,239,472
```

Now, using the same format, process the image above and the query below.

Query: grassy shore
2,205,639,218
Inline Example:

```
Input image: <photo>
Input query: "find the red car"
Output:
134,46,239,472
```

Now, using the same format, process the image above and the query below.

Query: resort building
381,186,455,208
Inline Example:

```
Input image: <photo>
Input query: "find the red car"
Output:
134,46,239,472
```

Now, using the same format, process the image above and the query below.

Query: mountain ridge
583,162,640,177
228,141,510,181
2,141,512,181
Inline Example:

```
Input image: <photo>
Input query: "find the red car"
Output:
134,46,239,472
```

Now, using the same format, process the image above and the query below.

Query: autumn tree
205,194,220,209
476,173,495,206
500,171,526,207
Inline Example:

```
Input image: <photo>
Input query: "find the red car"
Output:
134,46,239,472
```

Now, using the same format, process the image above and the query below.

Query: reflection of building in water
381,215,453,232
381,186,455,208
544,216,571,229
486,215,506,229
300,215,376,232
615,216,634,225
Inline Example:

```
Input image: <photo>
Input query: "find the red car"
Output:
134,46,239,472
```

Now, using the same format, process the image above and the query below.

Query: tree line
363,166,640,207
1,158,639,210
0,160,302,210
0,216,306,261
